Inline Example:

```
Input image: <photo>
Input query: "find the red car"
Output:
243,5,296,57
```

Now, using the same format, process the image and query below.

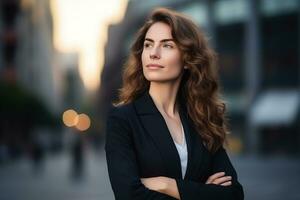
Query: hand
141,176,168,192
205,172,232,186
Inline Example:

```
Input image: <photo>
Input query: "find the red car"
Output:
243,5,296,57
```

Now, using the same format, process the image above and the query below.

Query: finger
206,172,225,183
206,172,225,184
213,176,232,185
220,181,232,186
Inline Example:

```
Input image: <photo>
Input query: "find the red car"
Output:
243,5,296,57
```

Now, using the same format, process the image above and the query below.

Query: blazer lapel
133,91,204,179
179,106,194,179
179,107,205,180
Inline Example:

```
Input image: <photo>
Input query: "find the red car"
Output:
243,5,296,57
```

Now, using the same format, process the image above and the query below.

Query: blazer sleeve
105,107,177,200
175,146,244,200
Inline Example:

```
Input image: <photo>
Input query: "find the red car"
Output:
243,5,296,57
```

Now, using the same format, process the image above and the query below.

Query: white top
173,123,188,179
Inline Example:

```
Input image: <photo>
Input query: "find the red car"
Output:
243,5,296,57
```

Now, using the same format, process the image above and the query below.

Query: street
0,147,299,200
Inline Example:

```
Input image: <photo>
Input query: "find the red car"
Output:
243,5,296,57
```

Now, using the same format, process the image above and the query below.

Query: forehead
145,22,173,40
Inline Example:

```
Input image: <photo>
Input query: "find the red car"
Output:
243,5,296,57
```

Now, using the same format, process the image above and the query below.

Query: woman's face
141,22,183,83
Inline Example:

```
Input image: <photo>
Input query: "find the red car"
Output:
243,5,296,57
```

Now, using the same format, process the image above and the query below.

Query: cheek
141,51,147,66
166,54,183,74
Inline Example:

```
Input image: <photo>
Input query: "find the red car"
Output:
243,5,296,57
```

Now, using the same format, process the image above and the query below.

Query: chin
143,71,181,82
145,77,165,82
145,76,178,83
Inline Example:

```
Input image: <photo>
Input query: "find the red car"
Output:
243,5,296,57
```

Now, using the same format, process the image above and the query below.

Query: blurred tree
0,81,59,127
0,81,61,159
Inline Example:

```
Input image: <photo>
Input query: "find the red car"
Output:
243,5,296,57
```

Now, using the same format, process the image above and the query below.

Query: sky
51,0,128,91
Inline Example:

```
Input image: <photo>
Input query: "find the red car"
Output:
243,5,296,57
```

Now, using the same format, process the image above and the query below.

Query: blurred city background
0,0,299,199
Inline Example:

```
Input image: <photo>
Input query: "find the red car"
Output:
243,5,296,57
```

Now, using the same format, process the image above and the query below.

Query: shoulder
107,102,135,121
107,92,147,122
105,104,134,136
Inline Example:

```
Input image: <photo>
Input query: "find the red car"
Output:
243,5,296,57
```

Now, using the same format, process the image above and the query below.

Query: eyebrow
144,38,175,43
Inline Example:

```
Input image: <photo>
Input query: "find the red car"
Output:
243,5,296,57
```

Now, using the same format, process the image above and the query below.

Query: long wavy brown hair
113,7,229,154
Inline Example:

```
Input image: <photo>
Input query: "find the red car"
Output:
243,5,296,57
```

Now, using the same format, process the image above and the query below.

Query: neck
148,78,181,117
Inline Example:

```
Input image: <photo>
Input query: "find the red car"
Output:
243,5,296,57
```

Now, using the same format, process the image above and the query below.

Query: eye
163,43,174,48
143,42,152,48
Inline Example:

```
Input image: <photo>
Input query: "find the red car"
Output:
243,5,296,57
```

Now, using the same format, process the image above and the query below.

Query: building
98,0,300,155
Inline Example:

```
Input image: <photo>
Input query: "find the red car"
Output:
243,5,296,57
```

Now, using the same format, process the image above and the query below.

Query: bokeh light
75,113,91,131
51,0,128,91
62,109,78,127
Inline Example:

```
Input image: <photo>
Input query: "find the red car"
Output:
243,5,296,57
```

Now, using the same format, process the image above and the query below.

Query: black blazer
105,91,244,200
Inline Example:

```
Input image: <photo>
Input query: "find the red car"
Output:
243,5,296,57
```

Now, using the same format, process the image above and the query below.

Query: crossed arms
105,112,244,200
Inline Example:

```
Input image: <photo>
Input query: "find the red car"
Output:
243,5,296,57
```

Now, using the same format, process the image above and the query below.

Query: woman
105,7,244,200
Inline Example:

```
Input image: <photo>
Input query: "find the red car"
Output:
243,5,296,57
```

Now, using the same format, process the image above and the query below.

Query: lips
146,64,164,69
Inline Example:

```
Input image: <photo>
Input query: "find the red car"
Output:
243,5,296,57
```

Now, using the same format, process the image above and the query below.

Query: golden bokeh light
75,113,91,131
51,0,128,91
62,109,79,127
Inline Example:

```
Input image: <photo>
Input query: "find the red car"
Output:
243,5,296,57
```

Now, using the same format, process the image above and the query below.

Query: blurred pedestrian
71,135,84,180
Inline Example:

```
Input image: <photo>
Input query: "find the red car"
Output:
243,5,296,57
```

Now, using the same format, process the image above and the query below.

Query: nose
150,46,160,59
